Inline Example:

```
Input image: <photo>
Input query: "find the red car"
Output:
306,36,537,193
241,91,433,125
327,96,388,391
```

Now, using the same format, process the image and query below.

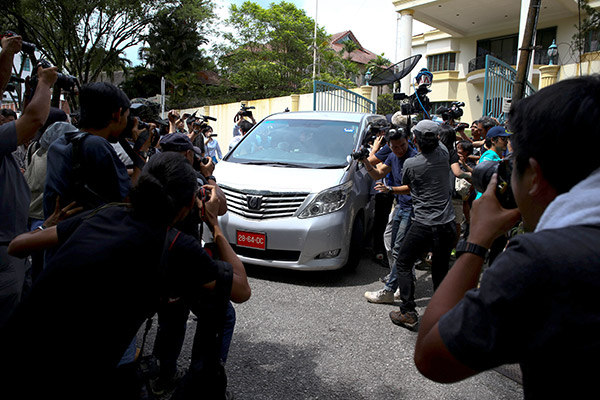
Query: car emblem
247,195,263,210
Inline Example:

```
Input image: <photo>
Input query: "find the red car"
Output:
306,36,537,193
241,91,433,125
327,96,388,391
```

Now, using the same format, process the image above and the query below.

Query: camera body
351,147,370,161
32,59,78,93
1,30,36,54
472,160,517,209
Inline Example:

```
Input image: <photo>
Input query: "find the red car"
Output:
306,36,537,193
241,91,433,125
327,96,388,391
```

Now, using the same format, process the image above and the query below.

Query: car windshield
227,118,361,168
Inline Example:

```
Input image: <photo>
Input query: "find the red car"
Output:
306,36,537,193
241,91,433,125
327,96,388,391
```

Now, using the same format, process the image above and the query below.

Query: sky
126,0,432,66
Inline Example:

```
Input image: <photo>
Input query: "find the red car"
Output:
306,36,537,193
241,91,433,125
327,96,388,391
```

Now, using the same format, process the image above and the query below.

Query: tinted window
227,119,360,168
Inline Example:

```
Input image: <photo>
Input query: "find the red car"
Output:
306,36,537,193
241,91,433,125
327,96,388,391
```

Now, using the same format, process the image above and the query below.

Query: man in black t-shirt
385,120,457,329
414,76,600,399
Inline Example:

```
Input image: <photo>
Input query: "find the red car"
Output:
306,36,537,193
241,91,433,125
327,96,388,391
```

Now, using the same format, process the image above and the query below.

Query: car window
227,119,360,168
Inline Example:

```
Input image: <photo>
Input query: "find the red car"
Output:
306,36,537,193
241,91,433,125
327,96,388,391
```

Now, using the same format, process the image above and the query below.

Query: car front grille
220,185,310,220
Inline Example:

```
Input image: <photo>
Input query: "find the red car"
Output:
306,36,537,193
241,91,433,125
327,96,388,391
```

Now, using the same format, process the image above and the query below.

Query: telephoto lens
472,160,517,209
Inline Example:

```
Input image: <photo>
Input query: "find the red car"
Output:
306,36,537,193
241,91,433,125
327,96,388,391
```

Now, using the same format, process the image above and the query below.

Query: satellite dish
368,55,422,86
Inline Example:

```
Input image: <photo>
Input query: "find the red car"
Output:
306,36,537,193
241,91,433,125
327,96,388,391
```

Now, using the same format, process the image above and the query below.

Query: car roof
264,111,382,123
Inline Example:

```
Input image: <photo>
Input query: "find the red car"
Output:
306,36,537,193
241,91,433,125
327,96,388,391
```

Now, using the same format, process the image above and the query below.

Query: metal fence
483,55,536,123
313,80,376,113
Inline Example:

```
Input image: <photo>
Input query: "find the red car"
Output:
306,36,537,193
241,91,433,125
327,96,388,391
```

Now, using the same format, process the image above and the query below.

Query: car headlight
298,181,353,219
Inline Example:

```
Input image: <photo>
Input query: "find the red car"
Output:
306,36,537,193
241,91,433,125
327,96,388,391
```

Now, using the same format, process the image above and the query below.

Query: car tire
343,214,364,271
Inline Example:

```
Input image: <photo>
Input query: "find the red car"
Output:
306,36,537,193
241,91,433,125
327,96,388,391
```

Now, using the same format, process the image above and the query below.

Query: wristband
206,175,216,182
455,240,488,259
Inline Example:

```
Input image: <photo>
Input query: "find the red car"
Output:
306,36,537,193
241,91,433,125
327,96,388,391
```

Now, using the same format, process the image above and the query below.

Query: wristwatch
455,240,488,259
206,175,216,182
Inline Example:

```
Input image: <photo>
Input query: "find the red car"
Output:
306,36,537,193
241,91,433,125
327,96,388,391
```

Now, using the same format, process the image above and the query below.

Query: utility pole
513,0,541,103
312,0,318,81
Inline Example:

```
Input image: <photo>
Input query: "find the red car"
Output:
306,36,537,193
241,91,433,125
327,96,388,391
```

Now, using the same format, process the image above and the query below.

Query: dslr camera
33,59,78,93
472,159,517,209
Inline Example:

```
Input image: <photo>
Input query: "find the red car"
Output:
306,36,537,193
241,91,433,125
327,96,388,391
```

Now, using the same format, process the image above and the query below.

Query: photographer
361,128,417,304
414,75,600,399
43,82,152,218
1,152,250,399
383,120,457,330
0,32,57,327
232,104,256,138
229,119,254,151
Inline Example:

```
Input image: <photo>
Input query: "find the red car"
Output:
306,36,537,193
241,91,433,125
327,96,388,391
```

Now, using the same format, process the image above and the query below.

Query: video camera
437,101,465,122
240,104,255,117
393,68,433,118
187,111,217,129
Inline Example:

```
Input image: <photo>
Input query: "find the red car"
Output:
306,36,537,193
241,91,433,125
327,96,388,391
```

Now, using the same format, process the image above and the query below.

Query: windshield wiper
240,161,309,168
316,164,348,169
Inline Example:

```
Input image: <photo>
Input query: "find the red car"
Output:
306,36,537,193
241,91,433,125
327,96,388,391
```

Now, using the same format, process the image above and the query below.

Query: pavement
145,253,524,399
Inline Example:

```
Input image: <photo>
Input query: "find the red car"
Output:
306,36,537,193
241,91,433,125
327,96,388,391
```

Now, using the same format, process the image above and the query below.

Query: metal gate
313,80,376,113
483,55,536,123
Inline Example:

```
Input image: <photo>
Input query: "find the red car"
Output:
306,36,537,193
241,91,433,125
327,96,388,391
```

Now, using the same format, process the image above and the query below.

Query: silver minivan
214,111,386,270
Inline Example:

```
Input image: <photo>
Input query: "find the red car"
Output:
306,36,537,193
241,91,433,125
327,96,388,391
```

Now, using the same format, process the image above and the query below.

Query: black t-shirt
0,206,218,398
439,225,600,399
402,144,454,225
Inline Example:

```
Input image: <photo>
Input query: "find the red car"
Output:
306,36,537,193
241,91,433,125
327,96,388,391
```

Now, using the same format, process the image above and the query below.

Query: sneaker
389,310,419,329
394,288,401,301
364,288,394,304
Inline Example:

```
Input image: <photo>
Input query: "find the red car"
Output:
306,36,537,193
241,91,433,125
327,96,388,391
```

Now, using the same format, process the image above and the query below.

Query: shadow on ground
226,332,366,400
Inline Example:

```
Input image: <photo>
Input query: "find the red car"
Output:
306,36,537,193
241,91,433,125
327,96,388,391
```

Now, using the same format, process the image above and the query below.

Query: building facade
393,0,600,123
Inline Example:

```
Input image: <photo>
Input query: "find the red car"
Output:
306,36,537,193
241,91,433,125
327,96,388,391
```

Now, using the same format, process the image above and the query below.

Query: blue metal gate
313,80,376,113
483,55,536,123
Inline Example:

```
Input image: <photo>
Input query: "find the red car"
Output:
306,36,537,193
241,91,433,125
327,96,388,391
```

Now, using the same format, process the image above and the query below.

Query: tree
4,0,212,86
123,0,217,106
217,1,334,99
573,0,600,56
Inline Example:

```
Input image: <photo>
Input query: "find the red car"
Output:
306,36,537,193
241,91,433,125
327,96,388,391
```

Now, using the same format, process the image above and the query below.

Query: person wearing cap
156,133,232,394
384,120,457,330
474,125,510,201
414,75,600,400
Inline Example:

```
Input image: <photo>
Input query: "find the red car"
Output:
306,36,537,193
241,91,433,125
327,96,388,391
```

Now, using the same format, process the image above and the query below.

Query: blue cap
486,126,510,139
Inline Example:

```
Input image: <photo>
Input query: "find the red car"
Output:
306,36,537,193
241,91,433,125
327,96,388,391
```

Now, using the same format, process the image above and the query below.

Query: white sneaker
364,289,395,304
394,288,401,301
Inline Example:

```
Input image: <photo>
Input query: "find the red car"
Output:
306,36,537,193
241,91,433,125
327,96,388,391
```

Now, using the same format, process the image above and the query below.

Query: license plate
236,230,266,250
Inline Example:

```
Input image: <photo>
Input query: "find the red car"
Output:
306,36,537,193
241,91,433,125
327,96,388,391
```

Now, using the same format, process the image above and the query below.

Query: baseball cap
486,126,511,139
159,133,193,152
413,120,441,138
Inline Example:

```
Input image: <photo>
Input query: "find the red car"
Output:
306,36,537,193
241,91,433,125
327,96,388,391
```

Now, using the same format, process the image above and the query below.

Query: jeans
395,221,457,313
384,207,413,292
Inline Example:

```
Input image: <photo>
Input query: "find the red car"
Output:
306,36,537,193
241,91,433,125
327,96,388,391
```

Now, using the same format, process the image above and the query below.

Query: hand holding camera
468,173,521,249
0,33,23,55
197,184,219,226
35,64,58,88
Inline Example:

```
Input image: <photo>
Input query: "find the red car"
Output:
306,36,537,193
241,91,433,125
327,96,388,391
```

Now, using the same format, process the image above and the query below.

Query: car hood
214,160,349,193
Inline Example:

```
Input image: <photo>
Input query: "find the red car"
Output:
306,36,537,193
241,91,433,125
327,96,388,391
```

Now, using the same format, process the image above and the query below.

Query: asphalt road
147,253,523,399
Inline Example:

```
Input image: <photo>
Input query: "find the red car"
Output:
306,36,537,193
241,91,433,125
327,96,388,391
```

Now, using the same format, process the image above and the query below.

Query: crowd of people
1,31,600,400
0,34,250,400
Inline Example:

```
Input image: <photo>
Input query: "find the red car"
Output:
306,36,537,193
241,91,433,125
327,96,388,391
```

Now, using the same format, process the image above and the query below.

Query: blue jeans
385,207,413,292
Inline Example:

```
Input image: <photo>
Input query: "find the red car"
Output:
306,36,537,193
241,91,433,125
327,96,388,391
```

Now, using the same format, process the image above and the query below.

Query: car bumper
218,210,353,271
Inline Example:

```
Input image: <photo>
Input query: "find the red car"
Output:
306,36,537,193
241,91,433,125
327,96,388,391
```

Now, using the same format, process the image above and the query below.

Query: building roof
330,30,379,65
